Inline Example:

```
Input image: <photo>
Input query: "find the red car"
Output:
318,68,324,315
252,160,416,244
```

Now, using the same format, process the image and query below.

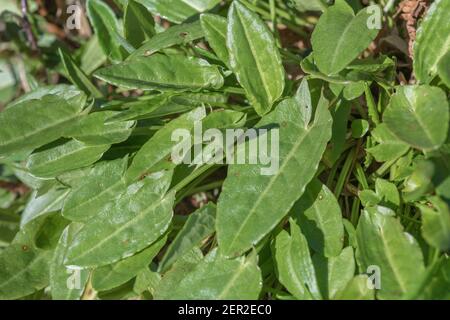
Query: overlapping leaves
0,0,449,301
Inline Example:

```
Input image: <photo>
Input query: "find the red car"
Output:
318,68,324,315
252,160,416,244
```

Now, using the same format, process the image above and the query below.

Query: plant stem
355,162,370,190
402,253,442,300
223,86,246,95
177,180,224,202
21,0,38,51
172,164,217,193
258,0,313,27
334,148,357,198
239,0,309,36
364,82,380,125
375,155,401,177
350,196,360,226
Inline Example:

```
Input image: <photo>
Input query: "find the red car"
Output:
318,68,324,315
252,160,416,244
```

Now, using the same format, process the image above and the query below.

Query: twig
21,0,38,51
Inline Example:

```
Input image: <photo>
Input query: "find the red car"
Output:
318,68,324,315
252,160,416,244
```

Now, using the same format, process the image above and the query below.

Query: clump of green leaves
0,0,449,300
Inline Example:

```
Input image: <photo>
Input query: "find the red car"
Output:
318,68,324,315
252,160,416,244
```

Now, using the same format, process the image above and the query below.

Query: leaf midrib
224,124,311,253
403,96,438,148
0,111,80,149
378,222,408,296
0,249,48,293
67,192,173,265
285,238,309,298
327,13,356,74
23,189,70,226
30,143,105,173
64,178,124,218
233,5,272,105
217,259,251,299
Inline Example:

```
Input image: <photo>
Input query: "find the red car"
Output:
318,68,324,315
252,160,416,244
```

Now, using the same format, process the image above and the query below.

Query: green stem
182,180,224,198
402,254,442,300
406,208,421,232
374,155,401,177
350,196,360,226
355,163,369,190
334,148,357,198
305,73,351,85
269,0,278,35
364,82,380,125
239,0,308,36
258,0,313,27
280,49,304,64
223,86,246,95
172,164,217,193
326,154,345,189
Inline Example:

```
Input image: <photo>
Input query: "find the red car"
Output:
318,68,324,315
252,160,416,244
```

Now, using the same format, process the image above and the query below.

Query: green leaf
359,190,381,208
312,247,355,299
94,54,224,92
154,247,203,299
292,179,344,258
12,211,64,248
418,197,450,251
327,99,351,165
159,203,216,272
108,92,227,123
227,1,285,115
126,107,206,182
0,95,84,156
50,224,90,300
133,267,161,295
383,85,449,151
21,187,70,227
26,139,110,178
402,159,435,202
414,0,450,84
311,0,380,75
140,0,220,24
64,111,136,145
375,178,400,209
58,48,103,98
334,275,374,300
106,94,173,123
300,53,353,84
351,119,369,138
0,210,20,246
330,79,367,101
167,250,262,300
0,244,52,299
129,21,205,59
34,216,70,251
366,124,410,162
217,87,332,257
80,35,107,75
124,0,155,48
62,157,128,222
87,0,125,62
430,153,450,201
202,109,246,129
92,235,167,291
294,0,326,12
6,85,86,109
274,219,321,299
356,206,425,299
418,257,450,300
65,171,175,268
201,14,229,66
347,55,395,74
437,51,450,88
